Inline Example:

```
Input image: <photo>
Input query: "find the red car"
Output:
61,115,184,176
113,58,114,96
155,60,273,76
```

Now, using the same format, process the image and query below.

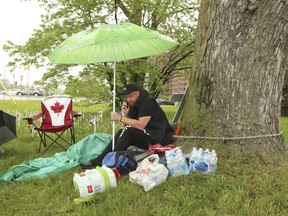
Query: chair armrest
72,111,81,118
23,113,43,124
23,117,33,125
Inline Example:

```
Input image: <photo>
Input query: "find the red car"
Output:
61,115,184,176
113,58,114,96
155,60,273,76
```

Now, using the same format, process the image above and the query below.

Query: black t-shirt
128,90,174,145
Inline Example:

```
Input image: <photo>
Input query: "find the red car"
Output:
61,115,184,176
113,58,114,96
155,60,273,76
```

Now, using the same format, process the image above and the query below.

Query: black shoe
80,162,96,170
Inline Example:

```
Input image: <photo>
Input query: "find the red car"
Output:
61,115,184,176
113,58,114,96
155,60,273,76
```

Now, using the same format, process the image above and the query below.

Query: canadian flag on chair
42,97,71,126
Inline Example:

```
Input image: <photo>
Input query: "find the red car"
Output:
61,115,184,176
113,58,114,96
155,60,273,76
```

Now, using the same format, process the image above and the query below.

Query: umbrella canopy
48,22,178,64
48,22,178,148
0,110,17,145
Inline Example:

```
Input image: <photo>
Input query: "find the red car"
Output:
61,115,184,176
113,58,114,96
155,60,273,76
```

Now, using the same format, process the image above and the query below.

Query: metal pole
0,80,16,105
112,45,116,150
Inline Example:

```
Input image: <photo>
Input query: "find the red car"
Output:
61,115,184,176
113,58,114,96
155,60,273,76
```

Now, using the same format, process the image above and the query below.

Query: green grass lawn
0,100,288,216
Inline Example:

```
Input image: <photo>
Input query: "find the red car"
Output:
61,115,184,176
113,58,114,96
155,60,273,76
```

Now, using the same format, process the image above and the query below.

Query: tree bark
180,0,288,163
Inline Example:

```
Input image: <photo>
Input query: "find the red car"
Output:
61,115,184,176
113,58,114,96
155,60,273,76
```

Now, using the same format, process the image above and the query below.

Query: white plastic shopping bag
129,154,169,191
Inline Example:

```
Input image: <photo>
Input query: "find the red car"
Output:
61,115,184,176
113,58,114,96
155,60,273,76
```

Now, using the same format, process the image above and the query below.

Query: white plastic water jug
73,165,117,198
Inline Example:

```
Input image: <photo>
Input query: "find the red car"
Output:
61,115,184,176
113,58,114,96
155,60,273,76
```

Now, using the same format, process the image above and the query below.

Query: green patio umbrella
48,22,178,148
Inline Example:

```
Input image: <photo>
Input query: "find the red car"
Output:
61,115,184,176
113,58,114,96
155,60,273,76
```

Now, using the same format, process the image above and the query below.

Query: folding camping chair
23,96,81,154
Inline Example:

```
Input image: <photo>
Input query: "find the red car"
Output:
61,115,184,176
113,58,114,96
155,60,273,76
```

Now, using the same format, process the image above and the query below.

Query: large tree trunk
180,0,288,163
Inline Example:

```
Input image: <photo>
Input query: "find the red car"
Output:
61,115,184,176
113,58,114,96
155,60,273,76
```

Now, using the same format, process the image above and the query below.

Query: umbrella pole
112,57,116,150
0,81,16,105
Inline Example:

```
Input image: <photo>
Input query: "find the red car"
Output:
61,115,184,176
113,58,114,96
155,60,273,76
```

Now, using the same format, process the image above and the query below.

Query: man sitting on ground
81,83,174,169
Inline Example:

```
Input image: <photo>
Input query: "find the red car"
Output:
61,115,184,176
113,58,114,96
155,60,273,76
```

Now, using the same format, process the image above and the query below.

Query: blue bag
102,151,138,176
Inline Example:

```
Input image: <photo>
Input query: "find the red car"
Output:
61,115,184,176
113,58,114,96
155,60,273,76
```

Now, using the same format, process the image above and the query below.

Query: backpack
102,151,138,176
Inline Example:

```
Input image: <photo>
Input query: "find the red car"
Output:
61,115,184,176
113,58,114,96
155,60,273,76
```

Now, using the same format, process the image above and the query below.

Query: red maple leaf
51,101,64,115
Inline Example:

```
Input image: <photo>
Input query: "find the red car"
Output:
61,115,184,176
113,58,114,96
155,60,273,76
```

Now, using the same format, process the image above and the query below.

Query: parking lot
0,94,44,101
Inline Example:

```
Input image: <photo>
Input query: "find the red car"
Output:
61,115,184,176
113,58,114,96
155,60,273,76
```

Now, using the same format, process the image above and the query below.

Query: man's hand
110,112,122,121
121,101,130,116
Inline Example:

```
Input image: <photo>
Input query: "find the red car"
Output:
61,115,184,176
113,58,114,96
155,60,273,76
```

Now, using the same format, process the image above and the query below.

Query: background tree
180,0,288,163
65,66,111,102
3,0,198,100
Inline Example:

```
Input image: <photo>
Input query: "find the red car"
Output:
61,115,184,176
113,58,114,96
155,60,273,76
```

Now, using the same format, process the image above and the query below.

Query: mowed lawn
0,99,288,216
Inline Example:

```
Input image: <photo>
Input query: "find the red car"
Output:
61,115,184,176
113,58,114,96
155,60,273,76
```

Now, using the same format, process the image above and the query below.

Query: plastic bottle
166,147,189,176
198,148,203,156
180,156,189,175
189,148,198,172
166,151,179,176
208,150,218,174
194,148,209,173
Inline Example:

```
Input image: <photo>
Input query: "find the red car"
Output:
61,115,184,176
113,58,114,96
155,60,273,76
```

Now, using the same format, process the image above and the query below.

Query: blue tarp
0,133,112,183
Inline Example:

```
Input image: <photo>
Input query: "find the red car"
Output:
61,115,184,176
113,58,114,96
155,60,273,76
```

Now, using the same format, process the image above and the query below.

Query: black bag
126,146,148,162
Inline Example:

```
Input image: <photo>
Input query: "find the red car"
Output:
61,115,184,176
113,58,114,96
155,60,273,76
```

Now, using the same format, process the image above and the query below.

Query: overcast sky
0,0,45,85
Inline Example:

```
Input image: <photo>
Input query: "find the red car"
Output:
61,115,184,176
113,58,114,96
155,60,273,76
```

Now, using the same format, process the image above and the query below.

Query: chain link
173,131,283,141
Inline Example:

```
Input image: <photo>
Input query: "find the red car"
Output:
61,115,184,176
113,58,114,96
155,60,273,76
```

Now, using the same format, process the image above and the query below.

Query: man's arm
110,112,151,130
121,115,151,130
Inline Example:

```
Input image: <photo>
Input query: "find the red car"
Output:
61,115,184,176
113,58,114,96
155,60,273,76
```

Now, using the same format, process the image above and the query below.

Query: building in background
147,52,190,96
165,75,188,95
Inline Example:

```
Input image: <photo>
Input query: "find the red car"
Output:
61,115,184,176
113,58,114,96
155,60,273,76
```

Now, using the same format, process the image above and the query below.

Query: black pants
90,126,154,166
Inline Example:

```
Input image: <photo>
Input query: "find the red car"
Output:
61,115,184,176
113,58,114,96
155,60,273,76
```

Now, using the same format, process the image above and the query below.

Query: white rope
173,131,283,141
